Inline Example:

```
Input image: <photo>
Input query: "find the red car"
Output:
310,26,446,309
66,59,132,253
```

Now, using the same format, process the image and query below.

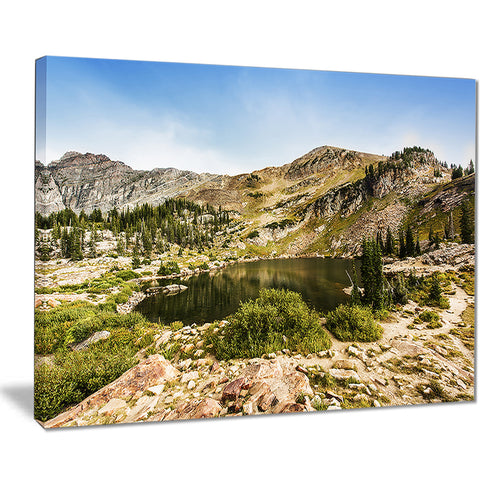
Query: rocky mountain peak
50,151,119,169
59,151,82,161
286,146,384,180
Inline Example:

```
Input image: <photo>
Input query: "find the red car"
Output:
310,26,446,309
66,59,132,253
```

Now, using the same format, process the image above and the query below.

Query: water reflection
136,258,357,325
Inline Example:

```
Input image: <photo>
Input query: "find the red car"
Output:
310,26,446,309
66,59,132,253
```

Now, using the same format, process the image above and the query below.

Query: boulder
222,377,248,402
325,390,344,403
329,368,361,383
47,298,61,308
162,284,188,295
44,355,179,428
164,397,222,421
124,395,160,423
391,339,428,357
72,331,111,351
334,359,356,370
155,330,172,347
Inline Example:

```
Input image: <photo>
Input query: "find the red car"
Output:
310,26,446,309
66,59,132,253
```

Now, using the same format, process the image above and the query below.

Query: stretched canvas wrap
34,56,475,428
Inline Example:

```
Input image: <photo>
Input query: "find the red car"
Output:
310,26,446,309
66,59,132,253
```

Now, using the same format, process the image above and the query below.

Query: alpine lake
135,257,359,326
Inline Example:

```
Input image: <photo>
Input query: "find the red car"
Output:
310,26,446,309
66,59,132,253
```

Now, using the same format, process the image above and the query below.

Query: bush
112,292,129,304
35,322,72,355
115,270,141,281
157,261,180,276
64,316,102,345
325,304,383,342
34,302,153,421
34,304,150,354
170,321,183,331
205,288,331,360
247,230,259,239
418,310,442,329
34,344,138,422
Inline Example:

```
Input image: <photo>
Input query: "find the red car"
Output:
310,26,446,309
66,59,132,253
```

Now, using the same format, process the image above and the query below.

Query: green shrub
170,321,183,331
418,310,442,329
64,316,102,345
325,304,383,342
35,322,72,355
121,285,133,297
247,230,259,239
34,302,153,422
115,270,141,281
112,292,129,304
157,261,180,276
198,262,209,271
205,288,331,360
34,344,138,422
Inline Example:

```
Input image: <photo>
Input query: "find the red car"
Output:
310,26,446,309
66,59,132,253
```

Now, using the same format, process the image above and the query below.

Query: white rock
181,371,199,383
147,384,165,395
98,398,127,415
456,378,467,390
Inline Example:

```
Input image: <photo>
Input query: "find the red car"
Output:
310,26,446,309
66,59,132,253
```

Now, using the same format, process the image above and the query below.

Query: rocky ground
38,245,475,428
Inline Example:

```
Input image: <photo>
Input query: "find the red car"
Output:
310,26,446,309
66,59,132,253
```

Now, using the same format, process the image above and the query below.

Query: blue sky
36,56,476,174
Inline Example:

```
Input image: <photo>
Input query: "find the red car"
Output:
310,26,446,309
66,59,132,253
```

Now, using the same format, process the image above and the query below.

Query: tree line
35,199,231,260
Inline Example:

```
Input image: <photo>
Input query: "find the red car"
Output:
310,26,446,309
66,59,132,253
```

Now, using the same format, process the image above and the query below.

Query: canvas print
34,57,475,428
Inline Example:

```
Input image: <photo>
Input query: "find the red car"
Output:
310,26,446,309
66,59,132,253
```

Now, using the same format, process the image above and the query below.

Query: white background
0,2,477,479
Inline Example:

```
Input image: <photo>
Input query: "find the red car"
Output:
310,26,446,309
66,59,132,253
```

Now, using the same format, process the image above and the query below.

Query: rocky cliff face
35,151,222,214
35,161,66,213
309,150,442,220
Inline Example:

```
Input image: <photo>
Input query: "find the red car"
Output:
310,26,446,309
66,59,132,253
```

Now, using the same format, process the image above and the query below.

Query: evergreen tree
116,236,125,256
360,238,387,310
399,231,406,258
142,225,153,257
60,228,69,257
447,211,455,240
429,273,443,304
415,237,421,256
385,226,395,255
88,233,97,258
405,225,415,257
376,231,384,253
131,245,141,269
71,228,83,261
452,165,464,180
460,200,474,244
392,272,408,305
466,159,474,175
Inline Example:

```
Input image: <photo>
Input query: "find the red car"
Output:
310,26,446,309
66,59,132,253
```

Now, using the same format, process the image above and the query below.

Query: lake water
135,257,358,325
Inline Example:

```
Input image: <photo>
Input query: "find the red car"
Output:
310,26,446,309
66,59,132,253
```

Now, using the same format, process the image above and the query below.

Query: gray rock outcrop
35,152,222,214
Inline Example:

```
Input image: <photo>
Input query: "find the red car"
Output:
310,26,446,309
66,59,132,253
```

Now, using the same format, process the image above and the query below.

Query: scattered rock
296,365,308,375
334,359,356,370
325,390,344,403
181,371,199,383
222,377,248,402
329,368,360,383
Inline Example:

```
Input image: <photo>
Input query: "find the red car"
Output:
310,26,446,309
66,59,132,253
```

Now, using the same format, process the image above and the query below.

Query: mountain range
35,146,474,255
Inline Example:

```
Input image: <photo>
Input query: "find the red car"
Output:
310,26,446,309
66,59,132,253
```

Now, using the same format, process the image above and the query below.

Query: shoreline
34,243,474,315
